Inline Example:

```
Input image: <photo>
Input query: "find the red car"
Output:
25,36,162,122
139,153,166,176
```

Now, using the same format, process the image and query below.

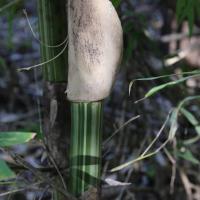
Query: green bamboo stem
69,102,103,196
37,0,68,81
37,1,69,199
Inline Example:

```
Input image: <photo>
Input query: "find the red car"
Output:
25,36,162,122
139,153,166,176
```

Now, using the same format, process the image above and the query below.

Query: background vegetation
0,0,200,199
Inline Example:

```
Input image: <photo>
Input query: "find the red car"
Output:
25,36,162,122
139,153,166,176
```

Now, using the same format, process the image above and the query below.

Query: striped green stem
37,1,69,199
37,0,68,81
69,102,103,196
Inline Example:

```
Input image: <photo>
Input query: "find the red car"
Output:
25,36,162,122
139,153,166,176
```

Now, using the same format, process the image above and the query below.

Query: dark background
0,0,200,199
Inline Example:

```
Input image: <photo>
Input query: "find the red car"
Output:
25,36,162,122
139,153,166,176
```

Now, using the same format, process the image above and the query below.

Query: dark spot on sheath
70,0,103,65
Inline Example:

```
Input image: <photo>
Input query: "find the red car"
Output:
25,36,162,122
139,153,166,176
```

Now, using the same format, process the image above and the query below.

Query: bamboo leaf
177,149,199,164
181,108,200,135
183,135,200,145
176,0,200,35
110,152,156,172
188,0,195,36
195,0,200,17
111,96,200,172
129,70,200,96
169,95,200,140
0,132,36,147
168,108,179,140
144,74,199,98
112,0,121,8
176,0,187,23
0,159,15,181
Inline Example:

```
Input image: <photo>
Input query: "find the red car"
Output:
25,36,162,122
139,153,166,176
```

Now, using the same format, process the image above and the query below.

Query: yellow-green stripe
37,0,68,82
69,102,103,196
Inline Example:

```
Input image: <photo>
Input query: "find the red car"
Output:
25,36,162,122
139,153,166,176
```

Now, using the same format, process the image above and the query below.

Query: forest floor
0,1,200,200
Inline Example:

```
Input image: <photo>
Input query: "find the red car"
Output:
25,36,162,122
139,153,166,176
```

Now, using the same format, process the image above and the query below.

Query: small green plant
176,0,200,35
111,70,200,172
0,132,36,180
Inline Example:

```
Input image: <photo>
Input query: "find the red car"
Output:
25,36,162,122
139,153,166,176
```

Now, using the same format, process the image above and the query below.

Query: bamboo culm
69,102,103,196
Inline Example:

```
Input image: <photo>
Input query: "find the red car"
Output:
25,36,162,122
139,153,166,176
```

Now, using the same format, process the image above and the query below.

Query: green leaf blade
0,132,36,147
0,159,15,181
112,0,121,8
177,149,199,165
144,74,199,98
